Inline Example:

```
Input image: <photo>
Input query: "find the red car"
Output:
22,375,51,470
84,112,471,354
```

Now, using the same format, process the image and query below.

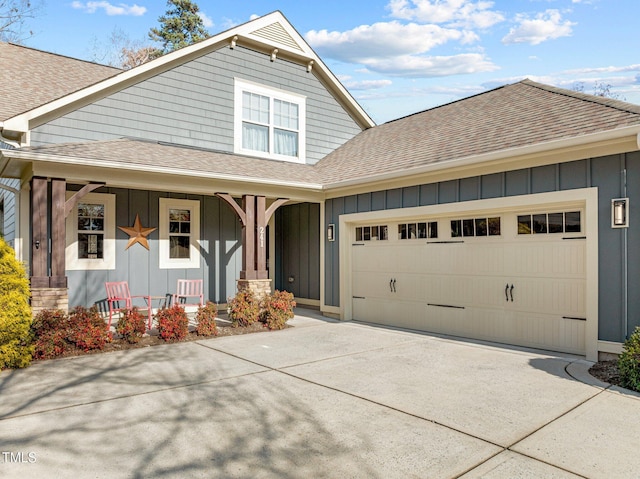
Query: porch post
50,179,67,288
30,177,48,288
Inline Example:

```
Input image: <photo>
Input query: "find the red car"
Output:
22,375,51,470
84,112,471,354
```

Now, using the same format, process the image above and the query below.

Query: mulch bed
588,360,621,386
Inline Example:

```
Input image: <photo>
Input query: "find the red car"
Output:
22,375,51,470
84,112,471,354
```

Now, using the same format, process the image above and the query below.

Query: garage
349,205,588,355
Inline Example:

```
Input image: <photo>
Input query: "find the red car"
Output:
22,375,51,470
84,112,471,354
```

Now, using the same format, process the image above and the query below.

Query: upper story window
234,78,306,163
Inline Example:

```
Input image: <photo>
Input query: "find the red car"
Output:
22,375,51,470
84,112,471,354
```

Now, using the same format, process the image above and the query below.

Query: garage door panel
350,210,587,355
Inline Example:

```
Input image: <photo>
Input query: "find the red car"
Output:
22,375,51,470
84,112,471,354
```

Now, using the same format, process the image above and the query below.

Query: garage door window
518,211,581,234
356,225,388,241
398,221,437,240
451,217,500,237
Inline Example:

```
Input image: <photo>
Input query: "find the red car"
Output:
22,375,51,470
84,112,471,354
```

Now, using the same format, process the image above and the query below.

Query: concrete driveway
1,309,639,478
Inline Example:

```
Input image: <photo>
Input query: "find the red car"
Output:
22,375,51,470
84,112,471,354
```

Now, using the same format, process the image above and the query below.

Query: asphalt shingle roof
6,80,640,189
316,79,640,184
0,42,120,121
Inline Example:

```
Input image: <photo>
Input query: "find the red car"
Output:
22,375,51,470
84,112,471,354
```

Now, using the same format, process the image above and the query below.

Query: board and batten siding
66,186,242,309
30,46,363,165
275,203,320,300
325,152,640,344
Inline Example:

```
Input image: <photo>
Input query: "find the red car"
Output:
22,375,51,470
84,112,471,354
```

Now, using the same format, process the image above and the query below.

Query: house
1,11,640,362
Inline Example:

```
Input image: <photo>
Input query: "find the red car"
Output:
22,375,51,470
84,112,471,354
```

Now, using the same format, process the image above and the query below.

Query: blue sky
22,0,640,123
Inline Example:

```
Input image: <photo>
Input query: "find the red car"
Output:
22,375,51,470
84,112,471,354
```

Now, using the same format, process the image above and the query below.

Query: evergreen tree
148,0,210,58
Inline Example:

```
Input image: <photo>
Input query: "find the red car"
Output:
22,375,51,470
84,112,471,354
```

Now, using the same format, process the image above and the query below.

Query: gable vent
250,22,304,52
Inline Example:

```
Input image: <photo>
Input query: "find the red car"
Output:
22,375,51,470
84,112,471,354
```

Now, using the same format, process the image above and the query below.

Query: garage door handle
505,284,509,301
390,279,394,293
392,278,396,293
509,284,514,302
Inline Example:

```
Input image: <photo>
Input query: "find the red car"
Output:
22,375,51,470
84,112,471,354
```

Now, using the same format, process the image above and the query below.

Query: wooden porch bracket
63,182,105,217
216,193,289,282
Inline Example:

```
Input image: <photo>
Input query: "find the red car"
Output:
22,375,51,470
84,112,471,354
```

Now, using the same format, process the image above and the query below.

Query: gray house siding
325,152,640,343
67,185,242,309
31,46,362,164
275,203,320,300
0,178,19,248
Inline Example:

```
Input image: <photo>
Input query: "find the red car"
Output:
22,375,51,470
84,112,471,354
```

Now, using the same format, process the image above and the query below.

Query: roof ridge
520,78,640,116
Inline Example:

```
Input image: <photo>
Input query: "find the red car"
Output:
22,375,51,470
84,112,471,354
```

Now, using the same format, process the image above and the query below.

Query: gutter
322,125,640,190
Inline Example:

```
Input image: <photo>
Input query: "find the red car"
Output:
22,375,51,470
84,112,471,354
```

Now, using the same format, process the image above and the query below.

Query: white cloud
362,53,499,77
502,9,575,45
387,0,505,29
71,1,146,16
306,21,472,62
341,78,394,90
198,11,214,28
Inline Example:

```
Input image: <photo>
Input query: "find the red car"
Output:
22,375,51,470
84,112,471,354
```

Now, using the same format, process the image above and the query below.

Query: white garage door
351,210,586,355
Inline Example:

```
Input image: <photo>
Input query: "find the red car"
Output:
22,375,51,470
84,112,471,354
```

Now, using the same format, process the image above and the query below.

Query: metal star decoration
118,214,157,250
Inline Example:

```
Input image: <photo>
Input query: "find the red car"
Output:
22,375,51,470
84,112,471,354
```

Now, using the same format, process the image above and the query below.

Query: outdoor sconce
612,198,629,228
327,224,335,242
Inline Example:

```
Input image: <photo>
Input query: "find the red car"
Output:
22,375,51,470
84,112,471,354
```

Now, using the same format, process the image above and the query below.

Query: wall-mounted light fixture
612,198,629,228
327,224,335,242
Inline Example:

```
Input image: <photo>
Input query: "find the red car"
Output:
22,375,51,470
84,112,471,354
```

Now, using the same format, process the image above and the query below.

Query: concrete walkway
1,309,639,478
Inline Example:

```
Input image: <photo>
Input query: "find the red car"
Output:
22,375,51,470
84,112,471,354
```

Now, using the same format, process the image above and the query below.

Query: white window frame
65,192,116,270
159,198,200,269
234,78,306,164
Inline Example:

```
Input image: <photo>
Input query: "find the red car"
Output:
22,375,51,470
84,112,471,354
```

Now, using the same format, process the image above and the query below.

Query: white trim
234,78,307,163
65,192,116,270
159,198,200,269
339,188,599,361
2,12,374,134
598,340,624,355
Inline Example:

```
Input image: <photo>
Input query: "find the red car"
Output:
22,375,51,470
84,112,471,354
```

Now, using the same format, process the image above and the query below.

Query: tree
89,27,155,70
572,81,625,101
0,0,42,43
148,0,210,59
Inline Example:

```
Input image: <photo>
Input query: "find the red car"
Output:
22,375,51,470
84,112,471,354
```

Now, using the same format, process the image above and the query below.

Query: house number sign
259,226,265,248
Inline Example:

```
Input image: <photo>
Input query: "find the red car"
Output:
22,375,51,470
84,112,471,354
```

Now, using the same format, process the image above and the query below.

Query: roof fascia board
3,11,374,133
3,149,323,192
323,125,640,195
27,160,324,202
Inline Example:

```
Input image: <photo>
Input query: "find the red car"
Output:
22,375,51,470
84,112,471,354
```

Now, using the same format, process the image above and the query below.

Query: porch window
234,78,306,163
66,192,116,270
159,198,200,269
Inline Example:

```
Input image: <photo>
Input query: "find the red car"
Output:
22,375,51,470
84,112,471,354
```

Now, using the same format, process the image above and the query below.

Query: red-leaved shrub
116,307,147,344
260,290,296,330
228,289,260,327
156,304,189,342
195,302,218,336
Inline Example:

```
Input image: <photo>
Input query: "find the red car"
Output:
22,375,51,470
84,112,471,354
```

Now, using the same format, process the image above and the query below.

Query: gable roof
0,42,120,122
316,79,640,187
0,11,374,135
3,81,640,195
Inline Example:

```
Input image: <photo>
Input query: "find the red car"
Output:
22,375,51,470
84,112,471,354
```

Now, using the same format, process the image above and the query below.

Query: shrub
228,289,260,327
0,237,33,369
195,301,218,336
156,304,189,342
32,307,111,359
31,309,70,360
116,307,147,344
260,290,296,330
618,327,640,392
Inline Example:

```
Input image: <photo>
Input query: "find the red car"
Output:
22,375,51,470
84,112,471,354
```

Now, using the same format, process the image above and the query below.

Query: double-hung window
235,79,306,163
159,198,200,269
65,192,116,270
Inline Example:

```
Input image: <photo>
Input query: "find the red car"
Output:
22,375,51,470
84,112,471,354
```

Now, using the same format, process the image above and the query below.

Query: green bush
0,237,33,369
195,301,218,336
228,289,260,327
618,327,640,392
156,304,189,342
260,290,296,330
116,307,147,344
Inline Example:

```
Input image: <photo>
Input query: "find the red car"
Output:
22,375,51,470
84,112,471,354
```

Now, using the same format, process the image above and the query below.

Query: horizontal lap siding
31,47,362,164
67,187,241,309
325,154,640,343
0,178,19,247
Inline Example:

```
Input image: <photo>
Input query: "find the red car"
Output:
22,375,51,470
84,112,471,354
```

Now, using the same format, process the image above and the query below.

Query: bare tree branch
0,0,42,43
